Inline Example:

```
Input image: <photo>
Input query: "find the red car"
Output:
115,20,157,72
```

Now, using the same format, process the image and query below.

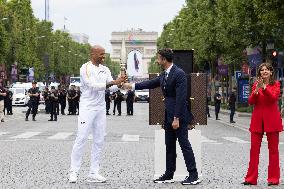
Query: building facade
110,28,158,78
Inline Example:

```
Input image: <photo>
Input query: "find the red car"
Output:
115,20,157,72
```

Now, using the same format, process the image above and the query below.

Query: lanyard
86,62,91,79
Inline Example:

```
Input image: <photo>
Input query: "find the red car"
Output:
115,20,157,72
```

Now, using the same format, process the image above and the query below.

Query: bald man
69,45,126,183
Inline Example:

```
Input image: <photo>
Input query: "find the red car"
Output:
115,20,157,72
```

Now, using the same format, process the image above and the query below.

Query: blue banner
238,78,249,103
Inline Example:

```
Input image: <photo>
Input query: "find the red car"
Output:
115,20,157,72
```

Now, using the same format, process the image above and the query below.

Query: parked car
135,89,149,102
10,88,29,106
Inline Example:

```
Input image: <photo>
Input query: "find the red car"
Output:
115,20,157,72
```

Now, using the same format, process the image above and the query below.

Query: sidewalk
208,106,251,132
209,105,284,132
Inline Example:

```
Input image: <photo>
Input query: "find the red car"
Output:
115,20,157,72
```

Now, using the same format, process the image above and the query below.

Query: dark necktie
163,72,168,89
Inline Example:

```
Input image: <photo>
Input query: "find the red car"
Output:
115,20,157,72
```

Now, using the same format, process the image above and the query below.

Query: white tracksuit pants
70,108,106,174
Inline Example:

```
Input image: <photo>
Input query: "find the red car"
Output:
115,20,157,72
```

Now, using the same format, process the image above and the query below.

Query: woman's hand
255,77,263,94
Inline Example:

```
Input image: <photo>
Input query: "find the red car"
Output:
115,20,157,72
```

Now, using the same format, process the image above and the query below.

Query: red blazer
248,81,283,133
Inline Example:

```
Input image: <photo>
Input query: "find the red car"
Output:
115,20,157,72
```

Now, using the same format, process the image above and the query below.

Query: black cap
32,80,37,84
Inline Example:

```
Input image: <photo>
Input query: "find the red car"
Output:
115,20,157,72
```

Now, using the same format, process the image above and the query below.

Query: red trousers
245,132,280,184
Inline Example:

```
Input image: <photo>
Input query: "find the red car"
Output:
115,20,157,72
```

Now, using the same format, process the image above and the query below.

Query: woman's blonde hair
256,62,275,85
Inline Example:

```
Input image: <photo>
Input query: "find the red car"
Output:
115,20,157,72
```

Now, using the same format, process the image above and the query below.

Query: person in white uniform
69,45,126,183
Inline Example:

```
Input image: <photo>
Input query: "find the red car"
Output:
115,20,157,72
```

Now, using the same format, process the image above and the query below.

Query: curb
208,117,249,132
209,106,251,117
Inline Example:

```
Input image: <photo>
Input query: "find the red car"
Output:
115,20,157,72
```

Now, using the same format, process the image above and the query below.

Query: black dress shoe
242,181,256,185
181,176,201,185
48,119,53,121
230,121,236,123
268,182,278,186
153,174,174,183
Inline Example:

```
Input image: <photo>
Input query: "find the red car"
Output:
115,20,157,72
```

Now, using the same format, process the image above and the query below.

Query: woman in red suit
243,62,283,186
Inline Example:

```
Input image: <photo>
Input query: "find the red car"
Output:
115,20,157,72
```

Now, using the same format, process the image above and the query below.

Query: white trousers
70,108,106,174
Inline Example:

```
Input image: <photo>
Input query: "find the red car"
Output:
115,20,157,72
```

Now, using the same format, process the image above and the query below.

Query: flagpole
64,17,67,30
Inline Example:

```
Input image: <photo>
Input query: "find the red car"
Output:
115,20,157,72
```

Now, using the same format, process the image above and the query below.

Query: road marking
121,134,139,142
222,137,249,144
0,132,9,136
201,136,217,143
11,132,41,139
48,132,73,140
262,135,268,143
88,133,108,140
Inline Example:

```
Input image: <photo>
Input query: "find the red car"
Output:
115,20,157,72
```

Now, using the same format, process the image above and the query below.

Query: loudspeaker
173,50,194,105
173,50,194,75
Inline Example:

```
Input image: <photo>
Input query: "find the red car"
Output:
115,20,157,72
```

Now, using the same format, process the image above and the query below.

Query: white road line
48,132,73,140
88,135,93,140
11,132,41,139
201,136,217,143
121,134,139,142
262,136,268,143
0,132,9,136
223,137,249,144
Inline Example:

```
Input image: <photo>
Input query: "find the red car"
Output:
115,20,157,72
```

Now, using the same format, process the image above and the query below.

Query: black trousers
165,125,198,179
116,101,122,115
60,101,66,114
45,100,51,113
230,106,235,121
215,104,220,119
113,101,117,114
68,100,76,114
50,102,58,120
26,101,38,118
106,101,110,113
7,101,12,114
126,101,133,115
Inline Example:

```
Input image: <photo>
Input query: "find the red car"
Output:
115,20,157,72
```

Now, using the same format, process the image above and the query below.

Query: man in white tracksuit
69,45,125,183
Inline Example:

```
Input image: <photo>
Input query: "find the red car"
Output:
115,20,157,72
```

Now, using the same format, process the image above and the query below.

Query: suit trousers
70,108,106,174
165,125,198,179
245,132,280,184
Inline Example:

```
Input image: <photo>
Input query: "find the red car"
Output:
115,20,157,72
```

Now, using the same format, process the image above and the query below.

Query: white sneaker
86,173,106,183
69,171,78,183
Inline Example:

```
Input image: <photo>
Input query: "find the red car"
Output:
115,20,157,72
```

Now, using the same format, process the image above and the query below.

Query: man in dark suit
123,48,200,185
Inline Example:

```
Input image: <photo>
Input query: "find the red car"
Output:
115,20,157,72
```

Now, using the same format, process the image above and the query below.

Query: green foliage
148,55,161,73
104,53,120,77
158,0,284,70
0,0,92,83
237,106,253,113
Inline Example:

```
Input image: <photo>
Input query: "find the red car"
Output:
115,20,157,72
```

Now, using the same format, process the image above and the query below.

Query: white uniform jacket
80,61,118,111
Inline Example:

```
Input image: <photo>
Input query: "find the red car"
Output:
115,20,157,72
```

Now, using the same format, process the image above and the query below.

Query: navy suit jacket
135,64,193,130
